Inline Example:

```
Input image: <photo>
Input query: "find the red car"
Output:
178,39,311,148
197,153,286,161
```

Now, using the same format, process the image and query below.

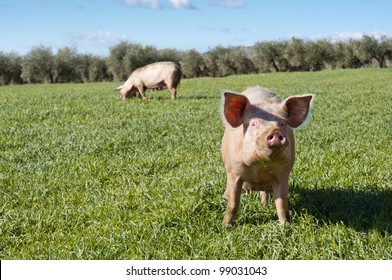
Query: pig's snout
265,129,287,149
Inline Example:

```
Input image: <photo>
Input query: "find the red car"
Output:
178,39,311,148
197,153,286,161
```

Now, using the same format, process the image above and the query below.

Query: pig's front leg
272,181,290,224
222,174,243,226
260,191,269,205
137,86,147,100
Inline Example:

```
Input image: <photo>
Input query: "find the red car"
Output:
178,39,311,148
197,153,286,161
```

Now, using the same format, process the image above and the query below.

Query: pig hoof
222,220,235,227
278,216,291,225
222,216,235,227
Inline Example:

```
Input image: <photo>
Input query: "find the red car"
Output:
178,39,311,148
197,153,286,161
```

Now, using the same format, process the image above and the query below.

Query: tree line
1,35,392,85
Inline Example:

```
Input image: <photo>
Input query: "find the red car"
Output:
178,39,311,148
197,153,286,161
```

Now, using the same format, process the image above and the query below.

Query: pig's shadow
149,95,220,101
178,95,221,100
289,185,392,235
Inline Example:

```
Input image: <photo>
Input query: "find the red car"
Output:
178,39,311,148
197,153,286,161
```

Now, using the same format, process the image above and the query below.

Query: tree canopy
1,35,391,85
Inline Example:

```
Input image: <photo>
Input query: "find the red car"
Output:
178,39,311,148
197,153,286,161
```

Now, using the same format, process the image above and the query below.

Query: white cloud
169,0,196,9
71,31,129,45
122,0,162,9
208,0,245,9
120,0,196,9
307,31,390,42
313,32,363,42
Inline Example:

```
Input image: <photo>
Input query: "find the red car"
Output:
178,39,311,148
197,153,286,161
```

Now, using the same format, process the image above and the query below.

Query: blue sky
1,0,391,56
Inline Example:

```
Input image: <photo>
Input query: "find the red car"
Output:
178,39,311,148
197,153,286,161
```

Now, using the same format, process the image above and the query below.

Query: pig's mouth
256,143,288,160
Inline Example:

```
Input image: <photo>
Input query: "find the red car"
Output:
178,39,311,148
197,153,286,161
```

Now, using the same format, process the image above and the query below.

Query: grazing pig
115,61,181,100
220,86,313,225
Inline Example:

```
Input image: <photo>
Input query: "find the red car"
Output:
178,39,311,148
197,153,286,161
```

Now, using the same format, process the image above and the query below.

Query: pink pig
115,61,181,101
220,86,313,225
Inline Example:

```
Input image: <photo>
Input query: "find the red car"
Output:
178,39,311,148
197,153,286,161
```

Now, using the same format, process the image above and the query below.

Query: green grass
1,68,391,259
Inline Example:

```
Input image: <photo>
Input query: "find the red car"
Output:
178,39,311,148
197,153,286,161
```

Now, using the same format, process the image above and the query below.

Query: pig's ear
223,92,249,128
115,85,123,91
281,95,314,128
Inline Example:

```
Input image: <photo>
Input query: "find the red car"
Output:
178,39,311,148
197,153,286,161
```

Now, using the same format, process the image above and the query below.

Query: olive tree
180,49,205,78
21,45,54,83
107,42,129,81
360,35,392,68
253,41,288,72
53,47,80,83
0,51,23,85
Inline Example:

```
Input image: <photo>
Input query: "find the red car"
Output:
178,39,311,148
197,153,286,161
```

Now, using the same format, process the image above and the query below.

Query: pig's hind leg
164,80,177,101
169,87,177,101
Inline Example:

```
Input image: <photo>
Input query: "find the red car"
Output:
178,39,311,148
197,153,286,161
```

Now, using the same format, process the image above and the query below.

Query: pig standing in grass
115,61,181,101
221,86,313,225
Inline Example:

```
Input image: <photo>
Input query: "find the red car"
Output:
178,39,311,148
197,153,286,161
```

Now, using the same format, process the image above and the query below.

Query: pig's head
115,84,137,100
223,88,313,165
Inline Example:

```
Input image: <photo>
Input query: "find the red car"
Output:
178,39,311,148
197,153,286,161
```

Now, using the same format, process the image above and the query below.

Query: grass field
0,68,391,259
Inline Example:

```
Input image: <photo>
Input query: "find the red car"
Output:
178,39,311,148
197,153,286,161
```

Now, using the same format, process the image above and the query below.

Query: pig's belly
240,167,276,193
243,182,273,193
148,81,167,90
237,157,292,194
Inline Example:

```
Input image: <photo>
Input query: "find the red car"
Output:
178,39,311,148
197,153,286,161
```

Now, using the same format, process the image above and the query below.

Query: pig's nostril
265,130,287,148
266,134,284,142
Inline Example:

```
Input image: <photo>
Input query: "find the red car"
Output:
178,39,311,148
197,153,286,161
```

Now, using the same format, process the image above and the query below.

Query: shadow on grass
141,95,220,101
290,185,392,235
177,95,221,100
